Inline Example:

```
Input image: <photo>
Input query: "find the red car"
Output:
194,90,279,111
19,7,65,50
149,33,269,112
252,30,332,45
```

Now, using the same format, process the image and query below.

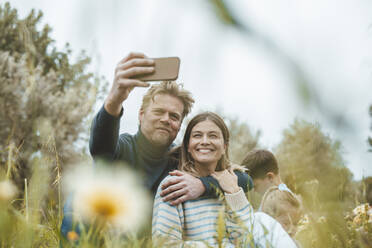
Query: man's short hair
141,81,194,118
241,149,279,179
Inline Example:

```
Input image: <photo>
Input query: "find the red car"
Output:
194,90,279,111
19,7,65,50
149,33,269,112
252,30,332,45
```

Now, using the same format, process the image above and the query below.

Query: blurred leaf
208,0,355,133
208,0,239,27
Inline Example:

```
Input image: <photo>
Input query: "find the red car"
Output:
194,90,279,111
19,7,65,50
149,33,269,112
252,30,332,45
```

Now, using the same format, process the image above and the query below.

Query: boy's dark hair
241,149,279,179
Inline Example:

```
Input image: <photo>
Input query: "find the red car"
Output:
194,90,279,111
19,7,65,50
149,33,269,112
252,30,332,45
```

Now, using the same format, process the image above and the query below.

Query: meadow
1,2,371,247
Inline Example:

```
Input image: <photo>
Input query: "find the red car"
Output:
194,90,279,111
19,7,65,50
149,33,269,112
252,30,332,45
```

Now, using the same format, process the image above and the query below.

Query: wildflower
67,231,79,241
296,214,310,233
64,163,151,233
317,216,326,223
353,215,362,226
352,203,369,216
298,214,309,225
0,180,17,201
351,203,372,226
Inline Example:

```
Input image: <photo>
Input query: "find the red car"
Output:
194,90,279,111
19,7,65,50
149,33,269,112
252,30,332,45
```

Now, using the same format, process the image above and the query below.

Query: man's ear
267,172,275,181
139,108,144,123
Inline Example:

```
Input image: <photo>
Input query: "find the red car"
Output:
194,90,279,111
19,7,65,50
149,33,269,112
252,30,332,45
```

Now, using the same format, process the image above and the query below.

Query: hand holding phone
133,57,180,81
105,52,154,116
105,54,180,117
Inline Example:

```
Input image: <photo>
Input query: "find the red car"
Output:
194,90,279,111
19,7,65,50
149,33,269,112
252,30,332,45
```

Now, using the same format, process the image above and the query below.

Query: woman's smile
196,148,215,153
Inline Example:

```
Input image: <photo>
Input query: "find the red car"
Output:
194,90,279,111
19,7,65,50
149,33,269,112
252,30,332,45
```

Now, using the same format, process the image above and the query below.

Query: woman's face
187,120,226,167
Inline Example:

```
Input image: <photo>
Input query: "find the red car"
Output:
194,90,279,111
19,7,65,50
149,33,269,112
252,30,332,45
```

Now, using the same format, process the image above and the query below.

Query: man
61,52,252,240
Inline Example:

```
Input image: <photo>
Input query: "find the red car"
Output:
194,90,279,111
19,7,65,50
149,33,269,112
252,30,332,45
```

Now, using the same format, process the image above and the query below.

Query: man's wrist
104,98,123,117
198,178,206,195
199,176,221,197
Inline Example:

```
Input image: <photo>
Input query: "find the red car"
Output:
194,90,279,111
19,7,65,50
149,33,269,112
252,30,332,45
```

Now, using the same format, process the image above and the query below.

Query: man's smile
156,127,171,133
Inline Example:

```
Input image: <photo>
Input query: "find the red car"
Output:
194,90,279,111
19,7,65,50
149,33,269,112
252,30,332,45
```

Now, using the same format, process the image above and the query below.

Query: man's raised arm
89,105,123,160
89,52,154,159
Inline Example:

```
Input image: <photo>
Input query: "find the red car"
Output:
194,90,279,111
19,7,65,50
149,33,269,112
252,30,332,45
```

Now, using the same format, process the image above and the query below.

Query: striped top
152,176,297,247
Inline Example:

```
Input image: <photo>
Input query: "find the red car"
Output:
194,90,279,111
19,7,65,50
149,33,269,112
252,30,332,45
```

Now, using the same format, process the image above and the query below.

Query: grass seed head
0,180,17,201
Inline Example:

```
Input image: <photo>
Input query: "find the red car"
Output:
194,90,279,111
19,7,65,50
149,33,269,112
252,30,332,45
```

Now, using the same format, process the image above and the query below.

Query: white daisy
64,163,150,233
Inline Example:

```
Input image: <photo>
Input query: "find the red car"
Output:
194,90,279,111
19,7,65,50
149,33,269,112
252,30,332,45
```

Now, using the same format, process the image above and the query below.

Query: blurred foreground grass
1,143,371,247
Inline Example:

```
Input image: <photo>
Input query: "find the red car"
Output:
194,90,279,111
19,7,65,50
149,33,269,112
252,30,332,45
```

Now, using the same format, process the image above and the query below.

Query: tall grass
0,143,371,247
0,120,371,247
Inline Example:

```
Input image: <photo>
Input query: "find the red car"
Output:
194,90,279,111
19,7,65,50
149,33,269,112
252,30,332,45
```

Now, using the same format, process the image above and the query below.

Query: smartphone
134,57,180,81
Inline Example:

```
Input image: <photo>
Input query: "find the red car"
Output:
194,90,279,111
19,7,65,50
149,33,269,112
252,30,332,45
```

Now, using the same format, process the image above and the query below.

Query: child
242,149,302,237
260,186,302,236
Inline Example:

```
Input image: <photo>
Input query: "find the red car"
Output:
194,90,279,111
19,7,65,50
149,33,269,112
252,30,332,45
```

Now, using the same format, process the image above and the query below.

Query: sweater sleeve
89,105,123,160
199,170,253,197
224,188,255,243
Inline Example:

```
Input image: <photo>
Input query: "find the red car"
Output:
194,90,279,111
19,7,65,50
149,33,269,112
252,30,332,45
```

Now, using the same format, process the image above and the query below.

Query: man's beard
150,131,172,147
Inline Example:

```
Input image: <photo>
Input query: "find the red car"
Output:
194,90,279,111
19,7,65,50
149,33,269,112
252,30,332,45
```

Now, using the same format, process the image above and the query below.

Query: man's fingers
118,58,155,71
117,79,150,89
120,66,154,78
160,183,184,197
169,170,184,176
211,171,224,178
161,177,182,190
120,52,146,64
170,195,188,206
162,189,186,202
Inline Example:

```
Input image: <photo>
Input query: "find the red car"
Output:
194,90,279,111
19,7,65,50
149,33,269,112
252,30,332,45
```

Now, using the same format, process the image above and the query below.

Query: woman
152,112,297,247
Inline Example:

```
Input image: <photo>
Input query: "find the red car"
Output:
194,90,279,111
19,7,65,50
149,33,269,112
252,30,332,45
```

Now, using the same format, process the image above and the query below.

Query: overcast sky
7,0,372,179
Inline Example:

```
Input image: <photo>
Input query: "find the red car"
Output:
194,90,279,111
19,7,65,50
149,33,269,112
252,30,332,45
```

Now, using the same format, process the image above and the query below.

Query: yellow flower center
67,231,79,241
86,190,125,221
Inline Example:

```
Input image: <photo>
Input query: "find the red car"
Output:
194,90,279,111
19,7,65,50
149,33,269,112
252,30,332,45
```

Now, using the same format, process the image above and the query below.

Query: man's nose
159,113,170,124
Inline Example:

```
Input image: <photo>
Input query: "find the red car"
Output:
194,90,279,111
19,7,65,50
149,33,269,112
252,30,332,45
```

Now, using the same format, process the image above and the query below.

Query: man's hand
211,169,240,194
160,170,206,205
104,52,155,116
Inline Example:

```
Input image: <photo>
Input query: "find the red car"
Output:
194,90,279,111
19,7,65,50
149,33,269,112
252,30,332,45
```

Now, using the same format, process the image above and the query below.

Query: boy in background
241,149,302,237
